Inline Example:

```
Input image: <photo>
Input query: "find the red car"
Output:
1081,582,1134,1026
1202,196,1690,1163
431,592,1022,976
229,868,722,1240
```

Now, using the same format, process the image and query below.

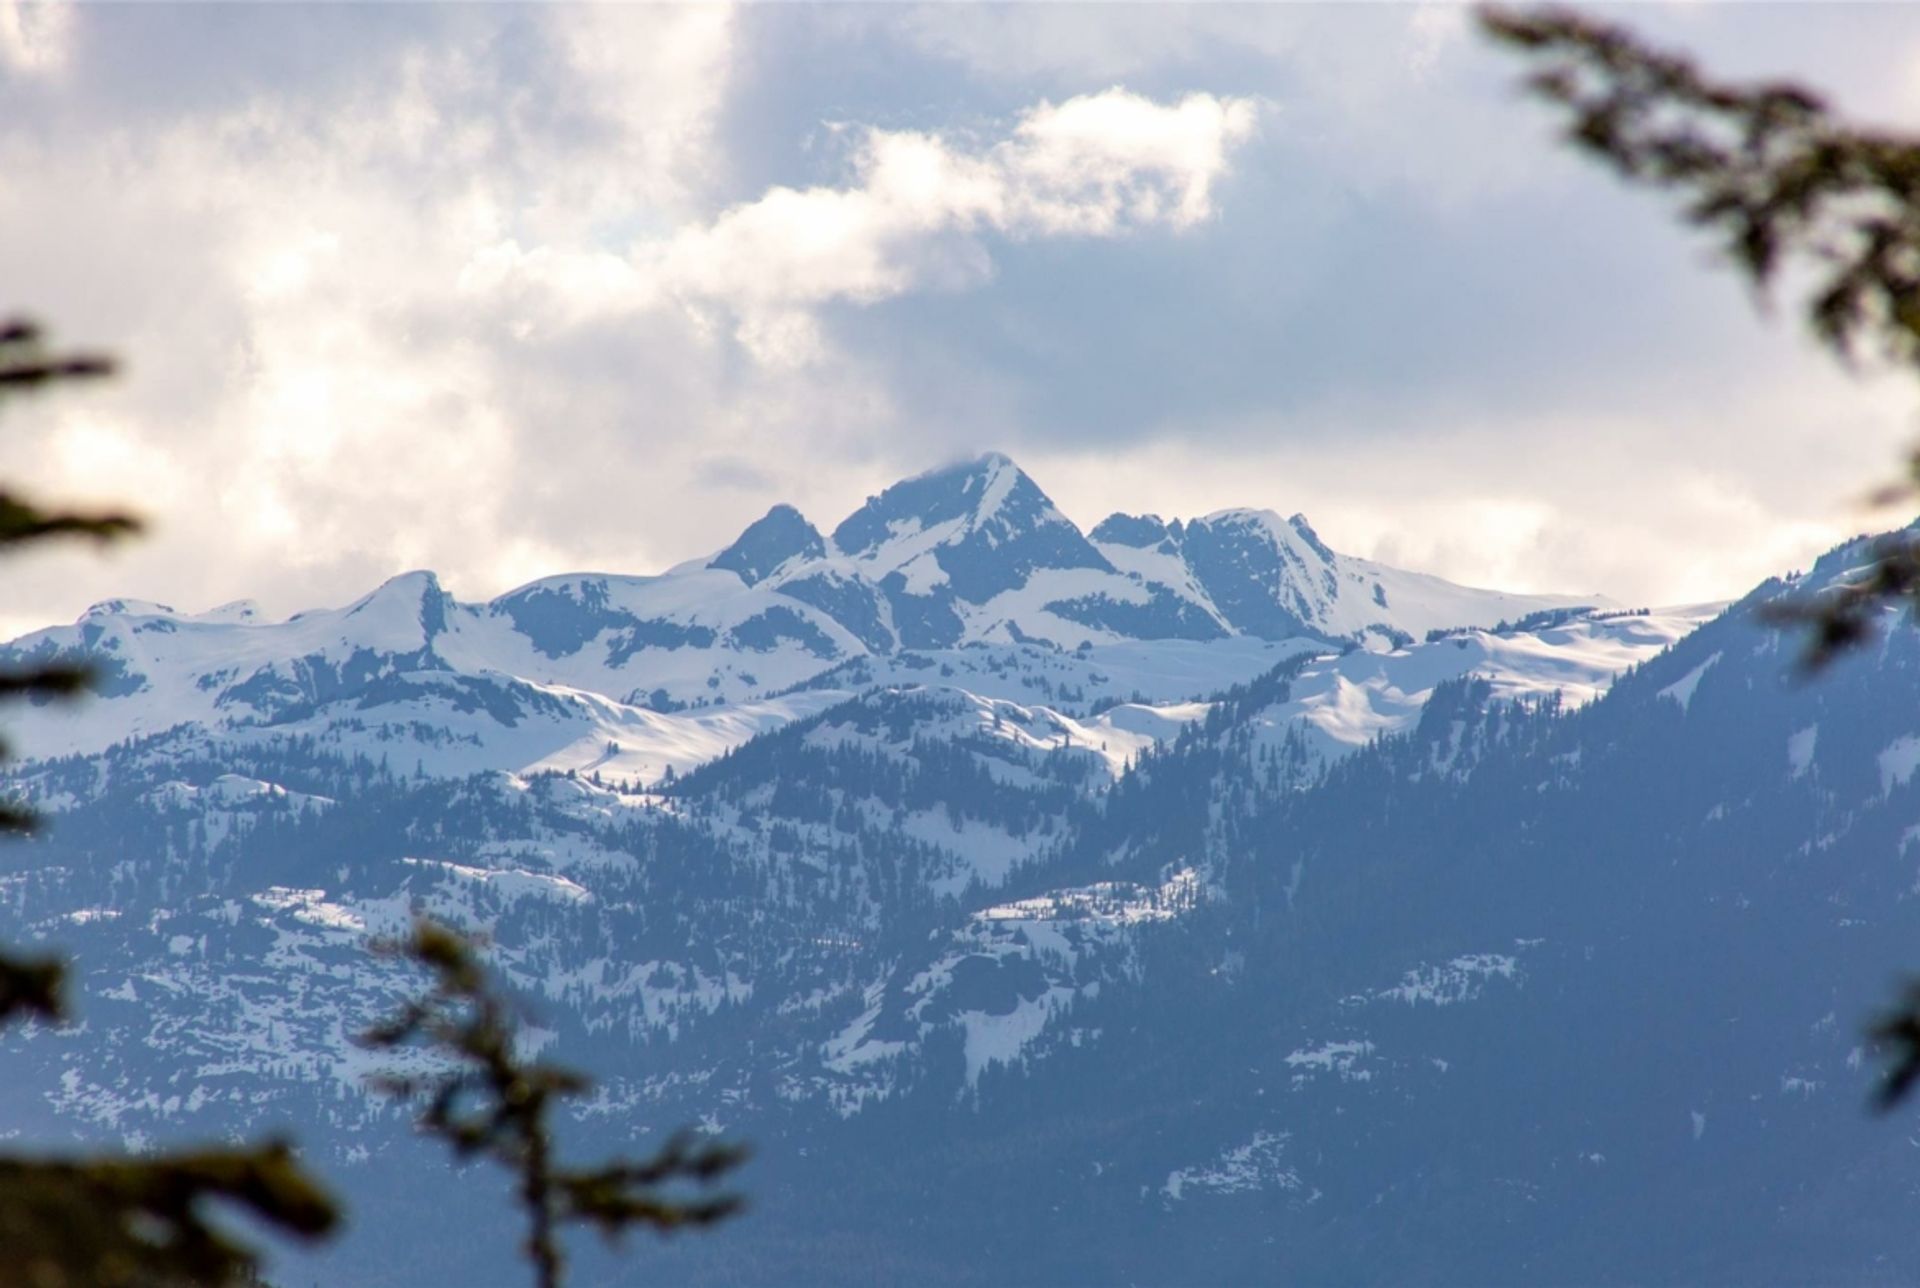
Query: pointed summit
711,504,827,586
830,453,1111,604
1176,509,1606,642
1089,512,1173,550
346,570,451,641
831,453,1018,558
1178,512,1332,641
1286,512,1336,563
80,598,177,621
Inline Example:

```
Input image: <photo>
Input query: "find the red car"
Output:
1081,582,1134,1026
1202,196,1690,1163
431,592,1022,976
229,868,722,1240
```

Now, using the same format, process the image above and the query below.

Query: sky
5,2,1920,638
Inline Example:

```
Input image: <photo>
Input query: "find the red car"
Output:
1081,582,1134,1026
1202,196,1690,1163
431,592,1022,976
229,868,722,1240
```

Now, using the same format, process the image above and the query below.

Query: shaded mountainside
636,540,1920,1286
11,518,1920,1281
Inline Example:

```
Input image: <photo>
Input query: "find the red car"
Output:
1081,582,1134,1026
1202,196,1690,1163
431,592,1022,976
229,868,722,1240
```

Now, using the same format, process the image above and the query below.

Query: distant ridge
0,453,1608,760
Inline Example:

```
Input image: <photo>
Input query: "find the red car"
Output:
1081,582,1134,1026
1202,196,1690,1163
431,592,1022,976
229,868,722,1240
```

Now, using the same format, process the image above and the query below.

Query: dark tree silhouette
1483,4,1920,668
363,920,746,1288
0,318,341,1286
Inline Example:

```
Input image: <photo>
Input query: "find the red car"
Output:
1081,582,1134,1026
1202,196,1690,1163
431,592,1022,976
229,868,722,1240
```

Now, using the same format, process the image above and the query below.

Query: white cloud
0,0,71,77
0,8,1257,630
0,6,744,626
1012,351,1917,612
6,3,1920,643
479,87,1259,364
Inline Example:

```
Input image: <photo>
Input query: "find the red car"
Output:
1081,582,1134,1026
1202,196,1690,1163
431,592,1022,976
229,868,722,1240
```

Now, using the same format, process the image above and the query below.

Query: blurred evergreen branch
1870,980,1920,1111
0,1143,338,1288
0,316,340,1285
1483,5,1920,668
0,319,139,549
364,920,746,1288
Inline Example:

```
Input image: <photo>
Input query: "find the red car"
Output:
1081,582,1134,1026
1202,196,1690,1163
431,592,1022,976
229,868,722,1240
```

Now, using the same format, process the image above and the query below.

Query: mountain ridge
1,531,1905,1287
18,452,1610,642
0,454,1628,779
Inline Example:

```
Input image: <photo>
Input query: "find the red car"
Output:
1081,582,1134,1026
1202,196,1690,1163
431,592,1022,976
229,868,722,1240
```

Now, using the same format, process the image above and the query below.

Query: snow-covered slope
17,512,1920,1288
1092,506,1603,645
1257,605,1716,764
0,454,1613,771
0,570,857,771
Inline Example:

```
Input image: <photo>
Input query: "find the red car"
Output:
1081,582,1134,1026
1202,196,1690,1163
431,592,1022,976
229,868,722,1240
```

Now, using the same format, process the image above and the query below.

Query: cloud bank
0,6,1255,635
1,2,1917,638
474,86,1257,364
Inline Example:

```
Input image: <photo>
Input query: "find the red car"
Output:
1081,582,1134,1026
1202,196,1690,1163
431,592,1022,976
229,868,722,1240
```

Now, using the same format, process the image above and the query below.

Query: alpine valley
1,453,1912,1285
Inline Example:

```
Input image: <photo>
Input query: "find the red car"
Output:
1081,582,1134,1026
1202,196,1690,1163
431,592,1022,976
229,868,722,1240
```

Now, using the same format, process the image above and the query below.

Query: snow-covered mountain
29,454,1879,1287
0,453,1607,771
1090,502,1593,644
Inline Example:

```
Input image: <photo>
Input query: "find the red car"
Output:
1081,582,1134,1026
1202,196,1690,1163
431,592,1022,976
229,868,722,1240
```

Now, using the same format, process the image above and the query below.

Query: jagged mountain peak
1191,506,1308,537
346,569,449,627
6,455,1624,754
829,452,1112,605
1284,512,1336,562
1200,509,1337,564
191,599,264,625
832,453,1048,555
1092,508,1336,565
1172,507,1607,643
1089,512,1173,549
710,503,827,586
81,598,177,621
